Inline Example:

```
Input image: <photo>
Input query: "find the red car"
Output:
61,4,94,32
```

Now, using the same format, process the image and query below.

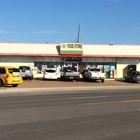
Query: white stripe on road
69,96,107,100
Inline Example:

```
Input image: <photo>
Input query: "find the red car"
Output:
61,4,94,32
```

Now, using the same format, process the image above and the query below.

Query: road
0,87,140,140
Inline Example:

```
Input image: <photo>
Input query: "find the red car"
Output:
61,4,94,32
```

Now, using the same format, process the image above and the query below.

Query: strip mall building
0,42,140,79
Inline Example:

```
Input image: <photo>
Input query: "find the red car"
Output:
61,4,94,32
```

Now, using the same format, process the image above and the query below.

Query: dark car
19,66,33,80
125,71,140,83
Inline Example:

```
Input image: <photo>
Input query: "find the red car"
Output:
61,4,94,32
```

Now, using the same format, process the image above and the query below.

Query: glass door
64,62,78,71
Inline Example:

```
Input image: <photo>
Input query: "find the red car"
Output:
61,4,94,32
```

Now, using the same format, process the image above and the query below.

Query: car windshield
19,66,30,70
63,67,77,72
90,68,101,72
8,68,20,74
45,70,56,73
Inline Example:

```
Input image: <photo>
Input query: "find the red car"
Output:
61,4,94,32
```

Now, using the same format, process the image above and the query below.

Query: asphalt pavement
0,87,140,140
1,79,140,89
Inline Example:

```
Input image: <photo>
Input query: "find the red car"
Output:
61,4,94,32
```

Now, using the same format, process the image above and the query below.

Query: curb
0,86,140,93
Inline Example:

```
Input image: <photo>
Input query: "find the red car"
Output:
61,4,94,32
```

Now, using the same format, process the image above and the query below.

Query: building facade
0,42,140,79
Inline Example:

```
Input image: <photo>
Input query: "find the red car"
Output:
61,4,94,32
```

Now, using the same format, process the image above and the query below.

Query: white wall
0,43,59,56
0,43,140,57
83,44,140,57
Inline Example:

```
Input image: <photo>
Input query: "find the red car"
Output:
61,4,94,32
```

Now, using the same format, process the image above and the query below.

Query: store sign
60,43,83,55
65,57,82,61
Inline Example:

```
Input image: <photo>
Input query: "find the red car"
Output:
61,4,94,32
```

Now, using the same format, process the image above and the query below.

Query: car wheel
125,78,127,82
63,77,65,81
87,76,91,82
0,79,4,87
76,79,79,82
84,75,86,81
29,77,32,81
129,79,132,83
101,79,104,83
60,76,63,81
12,84,18,87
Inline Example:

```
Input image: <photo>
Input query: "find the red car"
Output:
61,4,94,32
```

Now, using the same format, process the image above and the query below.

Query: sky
0,0,140,44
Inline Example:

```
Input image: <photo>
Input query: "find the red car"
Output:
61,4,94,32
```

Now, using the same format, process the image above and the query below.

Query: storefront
0,42,140,79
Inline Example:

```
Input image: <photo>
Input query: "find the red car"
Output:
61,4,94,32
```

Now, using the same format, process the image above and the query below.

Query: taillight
6,74,10,79
44,72,46,75
90,72,92,76
132,75,135,78
55,72,57,75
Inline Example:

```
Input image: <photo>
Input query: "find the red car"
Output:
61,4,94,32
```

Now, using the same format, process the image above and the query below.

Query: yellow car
0,66,23,87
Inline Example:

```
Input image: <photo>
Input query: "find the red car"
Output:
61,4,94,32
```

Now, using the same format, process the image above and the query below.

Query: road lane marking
85,99,140,105
69,96,107,100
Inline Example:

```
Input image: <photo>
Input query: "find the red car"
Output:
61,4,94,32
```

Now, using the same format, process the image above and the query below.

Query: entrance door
64,62,78,71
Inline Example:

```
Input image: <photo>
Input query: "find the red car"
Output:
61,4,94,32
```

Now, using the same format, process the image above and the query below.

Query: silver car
19,66,33,80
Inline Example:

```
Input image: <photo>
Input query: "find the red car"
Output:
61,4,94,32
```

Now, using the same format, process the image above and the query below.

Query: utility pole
77,25,80,43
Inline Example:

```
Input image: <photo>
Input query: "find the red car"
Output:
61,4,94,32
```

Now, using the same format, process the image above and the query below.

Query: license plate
70,77,74,79
14,78,18,81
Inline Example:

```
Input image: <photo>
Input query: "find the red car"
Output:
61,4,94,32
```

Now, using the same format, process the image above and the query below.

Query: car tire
84,76,86,81
76,79,79,82
60,76,63,81
63,77,65,81
12,84,18,87
29,77,32,81
125,78,127,82
101,79,105,83
129,79,132,83
29,75,33,80
87,76,91,82
0,79,4,87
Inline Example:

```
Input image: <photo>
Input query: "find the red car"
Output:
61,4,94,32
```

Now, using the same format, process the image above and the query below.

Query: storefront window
104,65,110,78
104,64,115,78
34,61,116,78
34,62,64,74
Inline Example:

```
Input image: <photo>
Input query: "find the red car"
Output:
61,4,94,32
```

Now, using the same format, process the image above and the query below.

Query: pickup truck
60,67,80,81
84,67,105,82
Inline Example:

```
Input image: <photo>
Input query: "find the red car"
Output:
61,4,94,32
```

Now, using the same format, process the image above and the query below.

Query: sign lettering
60,43,83,55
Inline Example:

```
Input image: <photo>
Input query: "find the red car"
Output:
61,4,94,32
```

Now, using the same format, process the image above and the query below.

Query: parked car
19,66,33,80
125,71,140,83
43,68,57,80
84,67,105,82
0,66,23,87
60,67,80,81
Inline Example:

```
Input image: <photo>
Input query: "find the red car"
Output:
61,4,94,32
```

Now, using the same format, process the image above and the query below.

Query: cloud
0,31,9,34
33,30,59,34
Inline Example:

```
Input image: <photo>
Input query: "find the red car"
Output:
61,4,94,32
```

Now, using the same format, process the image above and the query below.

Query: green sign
60,43,83,55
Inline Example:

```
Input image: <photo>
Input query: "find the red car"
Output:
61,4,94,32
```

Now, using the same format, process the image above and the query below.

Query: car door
126,72,130,80
0,68,6,84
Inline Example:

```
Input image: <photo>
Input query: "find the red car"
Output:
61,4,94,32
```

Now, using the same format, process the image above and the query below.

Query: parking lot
11,79,139,88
